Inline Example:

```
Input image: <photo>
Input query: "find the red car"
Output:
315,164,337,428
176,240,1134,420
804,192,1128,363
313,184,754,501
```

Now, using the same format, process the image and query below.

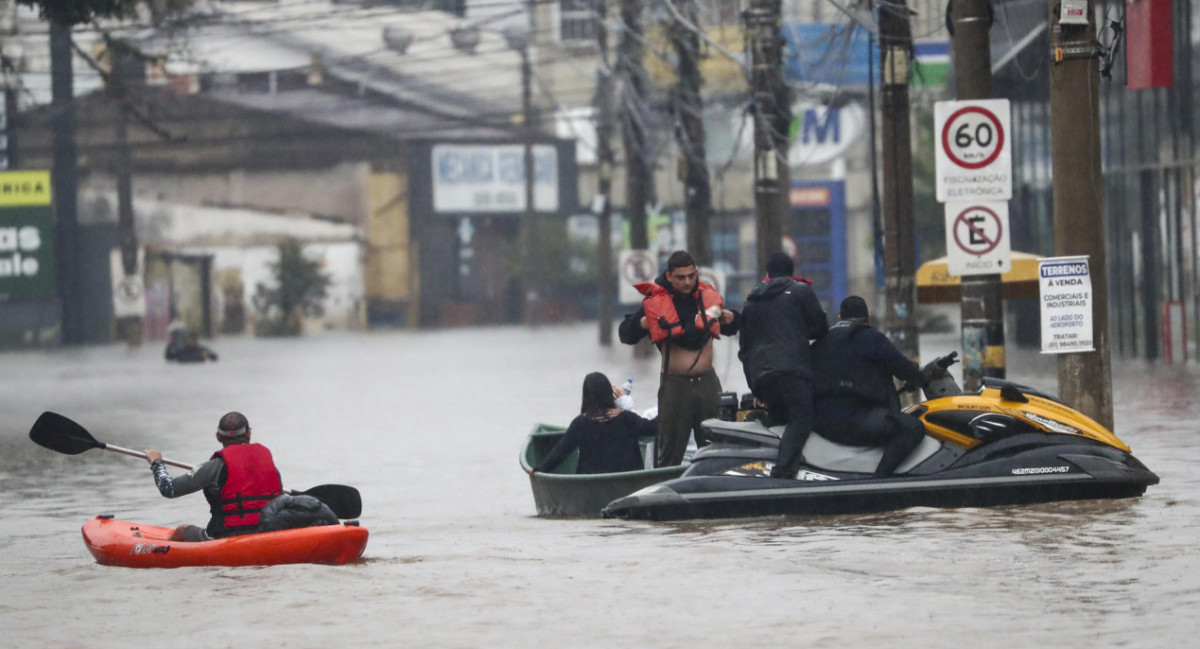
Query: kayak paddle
28,411,362,519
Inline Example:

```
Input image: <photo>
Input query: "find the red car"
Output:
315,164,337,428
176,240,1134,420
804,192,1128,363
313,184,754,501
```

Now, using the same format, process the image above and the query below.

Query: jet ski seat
798,430,943,475
702,418,944,475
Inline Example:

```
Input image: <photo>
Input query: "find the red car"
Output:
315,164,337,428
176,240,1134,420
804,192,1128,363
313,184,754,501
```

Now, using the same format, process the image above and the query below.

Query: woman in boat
530,372,657,475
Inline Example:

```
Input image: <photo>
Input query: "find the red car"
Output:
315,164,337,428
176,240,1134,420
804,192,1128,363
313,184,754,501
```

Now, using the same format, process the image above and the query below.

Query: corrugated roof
206,87,514,140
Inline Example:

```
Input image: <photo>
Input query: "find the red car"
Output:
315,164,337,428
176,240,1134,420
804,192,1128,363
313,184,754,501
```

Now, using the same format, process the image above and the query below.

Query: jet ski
602,353,1159,521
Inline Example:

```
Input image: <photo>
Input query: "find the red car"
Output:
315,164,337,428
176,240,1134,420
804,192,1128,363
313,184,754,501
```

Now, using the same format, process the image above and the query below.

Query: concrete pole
1048,0,1113,428
745,0,788,269
50,20,83,345
952,0,1004,390
519,38,540,325
670,0,712,266
878,1,919,361
620,0,650,252
596,0,616,345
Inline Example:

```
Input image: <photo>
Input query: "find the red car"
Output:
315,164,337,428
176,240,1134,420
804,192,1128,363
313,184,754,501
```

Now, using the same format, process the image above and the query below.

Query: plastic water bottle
623,379,634,395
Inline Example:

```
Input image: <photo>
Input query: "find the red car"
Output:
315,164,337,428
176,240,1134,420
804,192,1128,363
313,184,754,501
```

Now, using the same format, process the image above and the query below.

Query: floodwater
0,324,1196,648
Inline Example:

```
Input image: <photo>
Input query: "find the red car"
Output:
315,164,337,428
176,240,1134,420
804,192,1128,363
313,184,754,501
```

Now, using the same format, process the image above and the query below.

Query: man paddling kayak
144,411,283,542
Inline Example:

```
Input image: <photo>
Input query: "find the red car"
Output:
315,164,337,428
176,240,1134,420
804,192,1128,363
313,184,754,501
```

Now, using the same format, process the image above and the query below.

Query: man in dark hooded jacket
738,253,828,478
812,296,927,477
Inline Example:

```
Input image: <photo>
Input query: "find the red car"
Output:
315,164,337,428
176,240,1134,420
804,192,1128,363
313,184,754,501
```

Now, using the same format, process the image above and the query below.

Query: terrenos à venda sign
1038,256,1094,354
0,171,55,301
432,144,559,214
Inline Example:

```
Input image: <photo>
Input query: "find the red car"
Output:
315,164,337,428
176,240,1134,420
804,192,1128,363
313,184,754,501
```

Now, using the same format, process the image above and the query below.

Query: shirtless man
619,250,740,467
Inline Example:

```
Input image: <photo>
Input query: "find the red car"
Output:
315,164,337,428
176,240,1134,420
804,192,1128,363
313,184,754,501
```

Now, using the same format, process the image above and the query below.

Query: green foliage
252,239,332,337
506,220,597,300
17,0,141,26
18,0,195,29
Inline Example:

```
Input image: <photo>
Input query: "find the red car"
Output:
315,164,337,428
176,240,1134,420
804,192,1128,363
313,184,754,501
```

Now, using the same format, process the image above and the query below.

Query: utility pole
952,0,1003,390
745,0,788,269
596,0,617,345
669,0,712,265
1049,0,1113,428
519,4,539,326
878,0,919,361
50,20,83,345
2,85,15,169
108,39,143,346
619,0,650,251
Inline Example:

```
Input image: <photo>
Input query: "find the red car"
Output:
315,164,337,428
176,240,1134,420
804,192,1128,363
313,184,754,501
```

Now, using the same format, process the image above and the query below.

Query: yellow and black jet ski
602,353,1159,521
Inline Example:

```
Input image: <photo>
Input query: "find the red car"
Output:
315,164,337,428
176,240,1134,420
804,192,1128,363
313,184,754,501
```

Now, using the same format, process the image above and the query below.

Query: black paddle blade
302,484,362,519
29,411,104,455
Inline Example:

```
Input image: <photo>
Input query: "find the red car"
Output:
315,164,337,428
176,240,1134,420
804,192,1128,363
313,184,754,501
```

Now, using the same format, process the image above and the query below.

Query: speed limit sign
934,99,1012,202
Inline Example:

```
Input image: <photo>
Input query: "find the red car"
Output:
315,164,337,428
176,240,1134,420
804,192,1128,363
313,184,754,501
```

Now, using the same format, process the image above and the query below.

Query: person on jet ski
812,296,927,477
529,372,657,475
619,250,740,467
738,253,828,479
142,412,283,541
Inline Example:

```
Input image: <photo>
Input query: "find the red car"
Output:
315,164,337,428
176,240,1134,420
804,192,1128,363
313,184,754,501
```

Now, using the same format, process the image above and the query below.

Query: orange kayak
81,515,368,568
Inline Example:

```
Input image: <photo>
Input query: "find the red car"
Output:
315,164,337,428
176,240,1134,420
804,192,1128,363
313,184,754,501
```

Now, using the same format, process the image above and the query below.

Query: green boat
520,423,687,517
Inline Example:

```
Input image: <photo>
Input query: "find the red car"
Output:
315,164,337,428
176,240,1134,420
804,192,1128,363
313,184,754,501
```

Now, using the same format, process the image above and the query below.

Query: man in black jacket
812,296,927,477
738,253,828,478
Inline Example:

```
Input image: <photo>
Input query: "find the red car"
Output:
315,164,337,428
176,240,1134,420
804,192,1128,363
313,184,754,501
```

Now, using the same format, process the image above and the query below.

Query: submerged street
0,324,1197,648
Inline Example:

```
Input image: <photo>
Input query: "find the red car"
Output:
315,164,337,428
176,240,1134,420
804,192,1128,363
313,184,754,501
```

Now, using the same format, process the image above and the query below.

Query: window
560,0,600,43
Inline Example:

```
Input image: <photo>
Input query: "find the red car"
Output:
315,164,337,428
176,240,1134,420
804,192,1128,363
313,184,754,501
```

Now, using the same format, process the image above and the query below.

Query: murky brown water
0,325,1195,648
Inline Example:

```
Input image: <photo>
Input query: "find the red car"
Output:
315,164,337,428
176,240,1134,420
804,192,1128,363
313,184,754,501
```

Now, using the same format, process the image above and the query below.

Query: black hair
580,372,617,418
666,250,696,271
840,295,870,320
765,253,795,278
217,411,250,440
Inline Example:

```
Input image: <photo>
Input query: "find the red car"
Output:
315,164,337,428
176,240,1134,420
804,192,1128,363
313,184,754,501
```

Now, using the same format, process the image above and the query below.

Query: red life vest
635,280,724,344
212,443,282,532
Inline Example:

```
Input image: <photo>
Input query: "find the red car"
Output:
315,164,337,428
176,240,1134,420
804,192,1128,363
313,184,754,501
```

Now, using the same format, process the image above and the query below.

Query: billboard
0,171,55,301
431,144,559,213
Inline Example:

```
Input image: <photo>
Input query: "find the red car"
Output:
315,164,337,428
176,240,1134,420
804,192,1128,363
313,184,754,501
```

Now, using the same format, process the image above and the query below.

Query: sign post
935,99,1013,390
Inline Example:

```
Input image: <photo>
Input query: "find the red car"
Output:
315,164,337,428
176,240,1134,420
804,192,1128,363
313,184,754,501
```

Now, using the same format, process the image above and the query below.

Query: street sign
110,248,147,318
934,99,1012,202
618,249,658,304
0,170,55,301
1039,256,1094,354
944,202,1012,276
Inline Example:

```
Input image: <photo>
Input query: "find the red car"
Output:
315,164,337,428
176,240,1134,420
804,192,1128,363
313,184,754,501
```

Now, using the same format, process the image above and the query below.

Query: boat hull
521,424,685,517
81,516,368,568
603,435,1160,521
603,472,1154,521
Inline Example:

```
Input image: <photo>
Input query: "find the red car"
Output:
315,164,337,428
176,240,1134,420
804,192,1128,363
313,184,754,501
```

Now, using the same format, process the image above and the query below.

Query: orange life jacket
211,443,283,532
635,280,724,344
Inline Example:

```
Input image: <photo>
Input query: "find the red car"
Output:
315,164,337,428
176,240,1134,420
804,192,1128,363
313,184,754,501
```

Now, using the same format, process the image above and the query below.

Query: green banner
0,172,56,300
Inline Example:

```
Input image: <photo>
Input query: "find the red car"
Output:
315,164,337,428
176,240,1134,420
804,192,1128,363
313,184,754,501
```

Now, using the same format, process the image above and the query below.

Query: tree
16,0,141,26
252,239,332,337
18,0,195,28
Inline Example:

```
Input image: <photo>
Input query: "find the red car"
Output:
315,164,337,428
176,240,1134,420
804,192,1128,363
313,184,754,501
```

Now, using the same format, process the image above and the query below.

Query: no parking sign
618,249,657,304
944,202,1011,276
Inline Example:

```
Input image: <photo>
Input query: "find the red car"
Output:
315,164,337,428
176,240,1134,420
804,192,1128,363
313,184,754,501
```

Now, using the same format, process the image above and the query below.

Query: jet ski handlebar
901,352,960,393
